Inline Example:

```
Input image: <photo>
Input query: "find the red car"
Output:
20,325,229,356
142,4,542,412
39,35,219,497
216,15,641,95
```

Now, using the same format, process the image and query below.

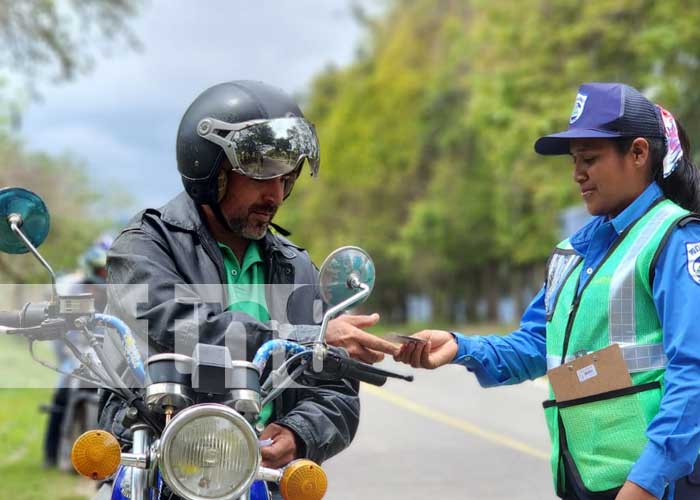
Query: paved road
323,359,557,499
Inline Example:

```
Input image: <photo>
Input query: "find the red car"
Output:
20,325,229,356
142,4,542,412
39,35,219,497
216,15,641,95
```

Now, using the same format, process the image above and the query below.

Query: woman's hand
392,330,458,369
615,481,658,500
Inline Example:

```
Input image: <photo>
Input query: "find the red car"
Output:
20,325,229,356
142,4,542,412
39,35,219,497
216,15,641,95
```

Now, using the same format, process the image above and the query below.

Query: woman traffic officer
395,83,700,500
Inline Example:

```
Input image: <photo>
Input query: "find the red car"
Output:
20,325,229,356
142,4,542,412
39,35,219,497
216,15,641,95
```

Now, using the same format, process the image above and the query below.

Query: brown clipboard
547,343,631,403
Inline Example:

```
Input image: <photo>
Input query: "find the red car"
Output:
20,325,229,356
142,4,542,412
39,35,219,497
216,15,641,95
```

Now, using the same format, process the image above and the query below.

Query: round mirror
318,246,375,307
0,187,50,254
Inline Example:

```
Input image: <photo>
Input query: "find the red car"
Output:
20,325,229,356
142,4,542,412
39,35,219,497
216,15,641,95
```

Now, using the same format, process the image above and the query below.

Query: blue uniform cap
535,82,665,155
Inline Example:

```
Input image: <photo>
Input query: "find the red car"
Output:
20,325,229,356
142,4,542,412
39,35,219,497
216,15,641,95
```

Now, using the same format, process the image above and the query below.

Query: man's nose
261,177,285,204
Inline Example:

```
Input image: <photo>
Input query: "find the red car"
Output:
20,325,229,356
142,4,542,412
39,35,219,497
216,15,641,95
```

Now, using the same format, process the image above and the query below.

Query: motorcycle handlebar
341,358,388,387
0,302,50,330
0,310,21,328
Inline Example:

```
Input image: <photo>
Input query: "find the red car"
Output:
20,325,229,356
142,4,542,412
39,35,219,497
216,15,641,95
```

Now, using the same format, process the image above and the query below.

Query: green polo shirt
218,241,270,322
218,241,275,426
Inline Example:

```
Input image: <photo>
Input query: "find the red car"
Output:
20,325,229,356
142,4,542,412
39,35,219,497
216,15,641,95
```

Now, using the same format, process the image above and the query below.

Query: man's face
218,171,285,240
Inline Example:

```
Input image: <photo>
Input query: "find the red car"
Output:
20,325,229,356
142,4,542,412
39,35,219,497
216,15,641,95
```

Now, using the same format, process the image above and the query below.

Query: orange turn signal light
279,459,328,500
71,430,121,480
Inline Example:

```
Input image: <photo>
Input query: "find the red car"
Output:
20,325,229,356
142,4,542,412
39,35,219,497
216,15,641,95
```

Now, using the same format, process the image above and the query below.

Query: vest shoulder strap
649,211,698,285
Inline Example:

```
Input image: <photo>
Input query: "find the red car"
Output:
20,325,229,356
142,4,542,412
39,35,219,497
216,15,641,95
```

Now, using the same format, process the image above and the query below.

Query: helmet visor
197,117,320,180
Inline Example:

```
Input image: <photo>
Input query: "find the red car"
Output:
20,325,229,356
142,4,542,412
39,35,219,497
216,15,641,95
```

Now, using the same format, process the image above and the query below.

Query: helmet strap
211,203,233,232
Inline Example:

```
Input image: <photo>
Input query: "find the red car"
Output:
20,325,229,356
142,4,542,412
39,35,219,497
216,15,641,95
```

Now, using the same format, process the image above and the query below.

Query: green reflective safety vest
543,199,689,495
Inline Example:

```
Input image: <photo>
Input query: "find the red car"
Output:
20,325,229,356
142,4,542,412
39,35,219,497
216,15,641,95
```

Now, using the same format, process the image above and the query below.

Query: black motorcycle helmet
176,80,320,206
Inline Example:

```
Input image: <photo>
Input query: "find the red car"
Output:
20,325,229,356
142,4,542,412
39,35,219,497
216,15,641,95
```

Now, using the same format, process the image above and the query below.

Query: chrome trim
256,466,282,483
121,452,149,469
229,389,261,416
145,382,194,412
130,426,151,500
231,360,262,375
146,353,193,365
158,403,260,500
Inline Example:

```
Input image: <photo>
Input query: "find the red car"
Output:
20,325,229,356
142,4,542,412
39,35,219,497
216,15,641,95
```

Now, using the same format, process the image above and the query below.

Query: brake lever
6,318,67,341
341,355,414,382
321,347,414,382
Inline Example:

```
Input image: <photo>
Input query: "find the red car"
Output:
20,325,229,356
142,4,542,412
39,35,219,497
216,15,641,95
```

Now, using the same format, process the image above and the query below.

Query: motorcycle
0,187,412,500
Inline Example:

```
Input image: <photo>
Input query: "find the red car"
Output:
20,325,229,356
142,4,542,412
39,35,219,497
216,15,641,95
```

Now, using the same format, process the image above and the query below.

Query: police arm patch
686,242,700,285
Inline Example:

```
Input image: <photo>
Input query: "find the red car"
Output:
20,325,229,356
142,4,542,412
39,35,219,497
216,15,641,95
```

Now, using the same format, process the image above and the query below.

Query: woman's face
569,138,650,217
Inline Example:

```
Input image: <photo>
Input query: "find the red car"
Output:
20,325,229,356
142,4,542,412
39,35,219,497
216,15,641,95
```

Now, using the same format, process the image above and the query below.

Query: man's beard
226,204,277,240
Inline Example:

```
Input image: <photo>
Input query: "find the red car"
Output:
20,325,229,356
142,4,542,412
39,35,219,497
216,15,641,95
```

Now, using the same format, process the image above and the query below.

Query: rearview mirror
0,187,50,254
318,246,375,308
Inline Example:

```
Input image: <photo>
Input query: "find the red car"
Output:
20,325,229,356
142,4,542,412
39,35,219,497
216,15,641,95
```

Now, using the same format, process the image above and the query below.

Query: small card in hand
384,333,427,345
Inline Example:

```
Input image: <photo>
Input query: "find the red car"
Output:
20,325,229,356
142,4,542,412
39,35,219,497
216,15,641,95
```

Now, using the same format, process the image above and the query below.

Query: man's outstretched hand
393,330,458,369
326,313,399,364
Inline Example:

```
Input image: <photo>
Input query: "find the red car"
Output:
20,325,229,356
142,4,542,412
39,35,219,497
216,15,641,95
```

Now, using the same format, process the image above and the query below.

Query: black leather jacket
100,192,360,464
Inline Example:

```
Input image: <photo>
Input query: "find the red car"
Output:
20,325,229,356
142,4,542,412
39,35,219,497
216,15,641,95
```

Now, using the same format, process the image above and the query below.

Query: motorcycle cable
260,349,312,394
27,339,104,387
74,324,162,433
260,357,311,408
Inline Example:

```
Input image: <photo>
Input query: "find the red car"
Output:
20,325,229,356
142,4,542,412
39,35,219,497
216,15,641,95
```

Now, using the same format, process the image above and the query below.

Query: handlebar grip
342,360,387,387
0,310,21,328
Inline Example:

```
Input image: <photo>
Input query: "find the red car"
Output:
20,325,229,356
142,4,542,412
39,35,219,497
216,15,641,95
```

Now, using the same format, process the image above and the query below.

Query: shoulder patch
686,242,700,285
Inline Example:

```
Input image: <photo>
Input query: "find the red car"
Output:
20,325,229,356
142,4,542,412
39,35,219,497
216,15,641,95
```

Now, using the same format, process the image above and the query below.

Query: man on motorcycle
100,81,398,483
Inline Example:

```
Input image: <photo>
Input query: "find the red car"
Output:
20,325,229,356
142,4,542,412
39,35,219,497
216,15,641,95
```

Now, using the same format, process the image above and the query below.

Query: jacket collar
158,192,294,258
159,192,203,232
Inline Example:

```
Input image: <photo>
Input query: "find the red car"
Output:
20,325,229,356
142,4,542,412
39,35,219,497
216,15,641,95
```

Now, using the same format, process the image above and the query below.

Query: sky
18,0,377,211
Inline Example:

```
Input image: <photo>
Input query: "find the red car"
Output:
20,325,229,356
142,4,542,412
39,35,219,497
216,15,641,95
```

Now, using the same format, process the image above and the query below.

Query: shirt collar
218,241,264,274
609,182,663,235
569,182,663,252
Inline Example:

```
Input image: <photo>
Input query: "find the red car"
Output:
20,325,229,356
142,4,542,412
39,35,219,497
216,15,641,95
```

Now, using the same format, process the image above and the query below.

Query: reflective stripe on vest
607,204,679,371
545,203,685,373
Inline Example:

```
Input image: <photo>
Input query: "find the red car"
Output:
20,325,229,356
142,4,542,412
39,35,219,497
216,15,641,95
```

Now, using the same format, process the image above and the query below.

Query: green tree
283,0,700,322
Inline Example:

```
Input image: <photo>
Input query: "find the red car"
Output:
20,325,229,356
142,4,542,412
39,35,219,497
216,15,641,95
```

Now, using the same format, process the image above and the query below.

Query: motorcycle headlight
159,404,259,500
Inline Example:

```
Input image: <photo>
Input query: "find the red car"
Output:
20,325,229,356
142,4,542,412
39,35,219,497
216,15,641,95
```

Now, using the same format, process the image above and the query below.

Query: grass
0,335,93,500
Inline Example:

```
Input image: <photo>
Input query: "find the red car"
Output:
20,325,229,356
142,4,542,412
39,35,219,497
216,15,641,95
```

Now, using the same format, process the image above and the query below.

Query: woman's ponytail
655,122,700,213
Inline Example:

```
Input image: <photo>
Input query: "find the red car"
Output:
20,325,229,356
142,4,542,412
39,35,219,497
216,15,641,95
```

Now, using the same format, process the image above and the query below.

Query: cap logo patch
570,93,588,124
687,242,700,285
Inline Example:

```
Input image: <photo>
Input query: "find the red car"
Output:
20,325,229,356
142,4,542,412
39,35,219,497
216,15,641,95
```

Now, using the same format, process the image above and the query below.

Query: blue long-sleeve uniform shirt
452,183,700,499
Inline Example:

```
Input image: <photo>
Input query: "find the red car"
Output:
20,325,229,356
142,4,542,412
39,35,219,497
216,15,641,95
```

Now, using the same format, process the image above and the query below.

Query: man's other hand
393,330,458,369
259,423,300,469
326,314,399,364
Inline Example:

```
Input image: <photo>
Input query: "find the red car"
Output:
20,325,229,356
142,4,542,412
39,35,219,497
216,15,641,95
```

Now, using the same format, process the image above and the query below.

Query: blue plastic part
111,466,129,500
250,480,271,500
0,187,50,254
252,339,308,372
95,313,146,385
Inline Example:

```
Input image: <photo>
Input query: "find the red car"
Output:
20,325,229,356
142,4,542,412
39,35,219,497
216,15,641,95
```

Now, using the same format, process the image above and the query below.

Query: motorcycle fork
130,425,152,500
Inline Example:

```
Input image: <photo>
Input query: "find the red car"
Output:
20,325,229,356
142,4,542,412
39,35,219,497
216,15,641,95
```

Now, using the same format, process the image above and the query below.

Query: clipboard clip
573,350,589,359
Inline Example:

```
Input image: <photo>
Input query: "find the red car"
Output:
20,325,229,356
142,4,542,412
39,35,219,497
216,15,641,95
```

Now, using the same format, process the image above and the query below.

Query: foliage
0,136,114,283
279,0,700,321
0,0,142,91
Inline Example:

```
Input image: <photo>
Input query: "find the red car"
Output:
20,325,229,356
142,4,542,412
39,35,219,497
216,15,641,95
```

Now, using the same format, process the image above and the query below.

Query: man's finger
353,331,400,356
338,313,380,328
358,347,384,364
